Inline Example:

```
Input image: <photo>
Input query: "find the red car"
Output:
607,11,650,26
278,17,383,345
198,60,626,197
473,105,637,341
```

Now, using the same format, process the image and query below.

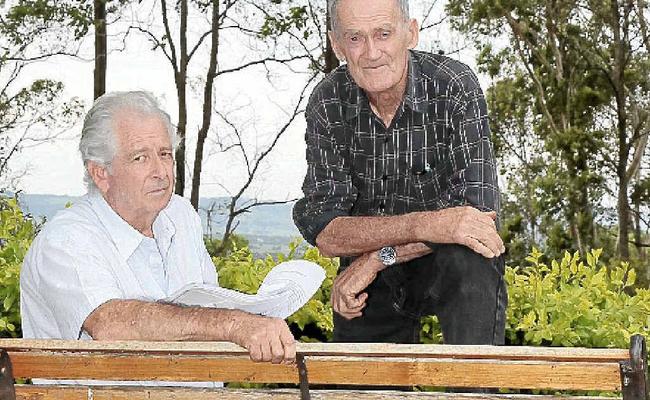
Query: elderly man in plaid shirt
294,0,507,345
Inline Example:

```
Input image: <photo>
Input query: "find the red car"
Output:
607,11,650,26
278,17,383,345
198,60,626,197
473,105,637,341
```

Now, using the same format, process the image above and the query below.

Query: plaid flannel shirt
294,50,500,247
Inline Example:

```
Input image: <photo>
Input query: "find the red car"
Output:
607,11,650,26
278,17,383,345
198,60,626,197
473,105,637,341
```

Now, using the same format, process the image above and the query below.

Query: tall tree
94,0,107,99
0,1,86,188
448,0,650,259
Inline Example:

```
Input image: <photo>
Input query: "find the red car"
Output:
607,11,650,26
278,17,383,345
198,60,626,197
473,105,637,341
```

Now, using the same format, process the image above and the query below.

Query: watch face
379,246,397,266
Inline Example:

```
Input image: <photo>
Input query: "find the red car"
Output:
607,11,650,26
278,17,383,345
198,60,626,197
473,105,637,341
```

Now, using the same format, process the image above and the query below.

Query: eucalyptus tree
448,0,650,259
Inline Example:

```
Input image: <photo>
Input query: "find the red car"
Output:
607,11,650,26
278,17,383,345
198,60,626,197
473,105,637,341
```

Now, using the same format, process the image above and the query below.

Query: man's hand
331,252,383,320
230,314,296,364
421,206,504,258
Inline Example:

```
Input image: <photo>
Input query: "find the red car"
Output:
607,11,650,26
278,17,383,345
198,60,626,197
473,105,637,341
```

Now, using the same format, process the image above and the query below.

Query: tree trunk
190,0,220,210
174,0,189,196
93,0,107,100
610,0,631,259
617,178,630,259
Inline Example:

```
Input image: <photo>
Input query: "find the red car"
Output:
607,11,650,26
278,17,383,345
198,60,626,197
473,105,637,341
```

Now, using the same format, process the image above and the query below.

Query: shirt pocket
409,147,449,209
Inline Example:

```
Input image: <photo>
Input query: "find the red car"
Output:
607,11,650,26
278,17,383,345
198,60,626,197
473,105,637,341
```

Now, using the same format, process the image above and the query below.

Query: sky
7,0,482,202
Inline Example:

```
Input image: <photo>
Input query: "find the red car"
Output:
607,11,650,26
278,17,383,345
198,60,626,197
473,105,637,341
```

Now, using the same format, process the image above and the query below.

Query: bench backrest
0,335,648,400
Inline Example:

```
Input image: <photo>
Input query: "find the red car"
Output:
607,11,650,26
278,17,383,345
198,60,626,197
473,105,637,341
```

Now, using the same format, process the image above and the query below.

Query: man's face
94,112,174,230
330,0,418,96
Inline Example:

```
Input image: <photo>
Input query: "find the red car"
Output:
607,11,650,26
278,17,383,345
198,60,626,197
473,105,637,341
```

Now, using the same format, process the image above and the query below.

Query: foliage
204,233,250,259
214,238,338,341
448,0,650,261
0,195,37,337
0,1,85,189
506,248,650,348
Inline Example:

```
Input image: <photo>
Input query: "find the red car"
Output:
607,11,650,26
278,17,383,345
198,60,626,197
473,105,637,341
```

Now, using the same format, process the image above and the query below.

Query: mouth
147,187,169,195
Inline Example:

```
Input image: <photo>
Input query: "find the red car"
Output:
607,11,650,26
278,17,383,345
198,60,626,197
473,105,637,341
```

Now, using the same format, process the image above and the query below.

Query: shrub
505,248,650,348
0,196,37,337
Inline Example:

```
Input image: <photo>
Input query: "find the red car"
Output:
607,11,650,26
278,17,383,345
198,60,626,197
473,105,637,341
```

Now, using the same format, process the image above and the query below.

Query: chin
362,80,398,94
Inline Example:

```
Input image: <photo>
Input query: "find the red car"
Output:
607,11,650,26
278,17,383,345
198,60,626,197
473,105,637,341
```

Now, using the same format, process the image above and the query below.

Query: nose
364,37,382,61
150,154,167,179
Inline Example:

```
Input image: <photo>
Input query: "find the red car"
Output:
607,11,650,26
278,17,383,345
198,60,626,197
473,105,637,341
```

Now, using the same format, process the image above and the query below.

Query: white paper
164,260,325,319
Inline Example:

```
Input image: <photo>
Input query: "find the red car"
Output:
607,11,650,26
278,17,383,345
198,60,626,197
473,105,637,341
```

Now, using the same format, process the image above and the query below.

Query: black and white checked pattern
294,50,500,246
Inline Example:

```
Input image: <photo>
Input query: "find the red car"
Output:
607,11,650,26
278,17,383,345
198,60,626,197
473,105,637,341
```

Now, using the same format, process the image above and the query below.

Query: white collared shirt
20,192,218,340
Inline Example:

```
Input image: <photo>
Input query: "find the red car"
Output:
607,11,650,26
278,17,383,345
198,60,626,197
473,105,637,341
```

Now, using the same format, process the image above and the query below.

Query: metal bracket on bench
620,334,649,400
297,354,311,400
0,349,16,400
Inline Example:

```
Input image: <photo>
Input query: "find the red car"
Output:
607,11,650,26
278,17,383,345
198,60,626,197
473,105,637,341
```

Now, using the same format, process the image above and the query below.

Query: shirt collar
89,193,176,261
402,51,428,113
343,50,427,120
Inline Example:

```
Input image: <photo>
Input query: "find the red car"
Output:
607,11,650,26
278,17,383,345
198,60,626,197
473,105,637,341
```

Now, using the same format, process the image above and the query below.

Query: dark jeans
332,244,507,345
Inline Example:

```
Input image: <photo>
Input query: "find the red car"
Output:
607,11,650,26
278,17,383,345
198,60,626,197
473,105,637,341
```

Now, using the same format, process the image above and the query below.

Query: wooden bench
0,335,647,400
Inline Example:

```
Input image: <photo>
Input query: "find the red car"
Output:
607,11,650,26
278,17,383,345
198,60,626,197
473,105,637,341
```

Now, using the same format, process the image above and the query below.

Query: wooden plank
8,351,622,390
13,386,623,400
0,339,630,363
306,357,622,390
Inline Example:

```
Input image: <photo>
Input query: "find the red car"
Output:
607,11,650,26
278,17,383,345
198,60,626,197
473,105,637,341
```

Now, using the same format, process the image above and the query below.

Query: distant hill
14,193,303,257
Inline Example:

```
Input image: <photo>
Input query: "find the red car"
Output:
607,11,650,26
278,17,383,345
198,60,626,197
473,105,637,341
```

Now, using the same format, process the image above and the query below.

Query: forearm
315,213,426,257
393,242,433,265
83,299,250,342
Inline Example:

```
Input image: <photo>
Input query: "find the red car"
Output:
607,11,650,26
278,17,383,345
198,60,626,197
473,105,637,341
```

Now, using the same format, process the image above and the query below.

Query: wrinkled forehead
112,111,170,152
336,0,405,31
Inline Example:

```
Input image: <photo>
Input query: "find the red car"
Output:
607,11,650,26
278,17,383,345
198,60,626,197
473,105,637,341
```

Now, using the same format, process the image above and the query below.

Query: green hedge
0,196,37,337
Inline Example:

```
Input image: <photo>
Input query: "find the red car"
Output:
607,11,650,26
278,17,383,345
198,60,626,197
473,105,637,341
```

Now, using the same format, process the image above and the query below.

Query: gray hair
328,0,410,33
79,91,178,193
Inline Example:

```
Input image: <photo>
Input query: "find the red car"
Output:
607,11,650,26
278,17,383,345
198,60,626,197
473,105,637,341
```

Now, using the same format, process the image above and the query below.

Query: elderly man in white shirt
20,91,296,365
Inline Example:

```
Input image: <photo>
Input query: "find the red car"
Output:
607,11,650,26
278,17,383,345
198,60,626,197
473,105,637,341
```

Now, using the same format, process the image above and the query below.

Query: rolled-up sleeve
447,72,500,215
293,96,357,246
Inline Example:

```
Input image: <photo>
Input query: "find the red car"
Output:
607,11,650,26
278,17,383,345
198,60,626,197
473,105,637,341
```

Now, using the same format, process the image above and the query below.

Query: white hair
79,91,178,193
328,0,410,33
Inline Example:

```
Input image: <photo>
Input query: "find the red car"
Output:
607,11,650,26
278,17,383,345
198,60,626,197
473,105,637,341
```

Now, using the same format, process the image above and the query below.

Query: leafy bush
214,238,338,341
0,196,37,337
505,248,650,348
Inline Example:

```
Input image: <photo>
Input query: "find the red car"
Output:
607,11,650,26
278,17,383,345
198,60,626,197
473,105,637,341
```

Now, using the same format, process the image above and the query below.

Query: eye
133,154,146,163
378,30,391,39
161,151,173,160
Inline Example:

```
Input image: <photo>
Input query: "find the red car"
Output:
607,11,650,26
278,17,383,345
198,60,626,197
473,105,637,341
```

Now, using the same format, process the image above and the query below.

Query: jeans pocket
381,268,421,320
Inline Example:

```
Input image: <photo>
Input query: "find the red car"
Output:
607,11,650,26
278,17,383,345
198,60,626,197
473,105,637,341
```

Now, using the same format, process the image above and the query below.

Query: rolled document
165,260,326,318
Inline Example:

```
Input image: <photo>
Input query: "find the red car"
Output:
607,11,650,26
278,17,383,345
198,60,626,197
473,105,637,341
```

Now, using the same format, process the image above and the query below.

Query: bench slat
8,351,621,390
0,339,629,363
14,386,622,400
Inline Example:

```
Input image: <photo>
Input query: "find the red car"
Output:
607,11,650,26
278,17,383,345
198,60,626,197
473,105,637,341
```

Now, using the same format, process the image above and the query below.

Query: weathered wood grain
8,351,622,390
13,386,622,400
0,339,629,362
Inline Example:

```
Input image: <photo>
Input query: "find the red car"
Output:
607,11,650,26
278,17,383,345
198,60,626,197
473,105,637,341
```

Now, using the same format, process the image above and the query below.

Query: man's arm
83,299,295,364
330,241,433,319
316,206,504,259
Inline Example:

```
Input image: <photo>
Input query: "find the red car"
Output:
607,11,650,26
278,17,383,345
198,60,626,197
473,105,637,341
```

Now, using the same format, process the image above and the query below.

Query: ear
87,161,111,195
406,18,419,49
328,30,346,62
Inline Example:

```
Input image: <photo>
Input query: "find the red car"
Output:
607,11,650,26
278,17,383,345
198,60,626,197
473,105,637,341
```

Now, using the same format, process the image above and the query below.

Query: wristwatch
378,246,397,267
